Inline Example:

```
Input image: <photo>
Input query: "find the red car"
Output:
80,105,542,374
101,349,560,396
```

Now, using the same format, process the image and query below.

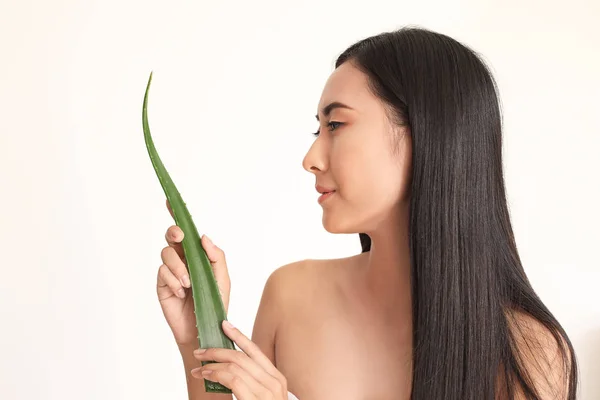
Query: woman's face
302,61,412,234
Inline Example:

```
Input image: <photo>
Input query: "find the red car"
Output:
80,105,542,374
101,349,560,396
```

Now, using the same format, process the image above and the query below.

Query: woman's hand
156,199,231,347
191,320,289,400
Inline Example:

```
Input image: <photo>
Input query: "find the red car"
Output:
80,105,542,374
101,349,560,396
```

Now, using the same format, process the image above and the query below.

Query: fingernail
205,235,214,246
191,367,201,376
223,320,234,329
194,348,206,354
181,275,190,288
201,370,212,377
177,288,186,298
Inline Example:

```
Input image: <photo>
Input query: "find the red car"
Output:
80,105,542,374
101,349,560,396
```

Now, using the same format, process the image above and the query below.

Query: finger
194,336,283,391
195,368,257,400
160,246,191,289
191,363,264,397
166,198,175,220
157,264,187,299
165,225,183,246
165,225,186,261
200,235,231,287
221,321,283,379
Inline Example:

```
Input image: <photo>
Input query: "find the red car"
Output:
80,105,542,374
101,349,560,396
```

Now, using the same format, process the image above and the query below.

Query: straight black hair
338,26,578,399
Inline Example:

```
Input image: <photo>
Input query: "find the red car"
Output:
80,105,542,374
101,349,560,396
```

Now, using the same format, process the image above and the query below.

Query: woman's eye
312,121,342,137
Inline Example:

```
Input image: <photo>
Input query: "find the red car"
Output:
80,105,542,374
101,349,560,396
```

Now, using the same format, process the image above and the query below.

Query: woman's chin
322,215,358,234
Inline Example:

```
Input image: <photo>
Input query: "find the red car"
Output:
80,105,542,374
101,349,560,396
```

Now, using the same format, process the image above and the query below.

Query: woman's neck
355,203,412,317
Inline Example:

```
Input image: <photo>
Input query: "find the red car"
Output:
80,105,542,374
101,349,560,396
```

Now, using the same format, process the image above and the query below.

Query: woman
156,27,578,399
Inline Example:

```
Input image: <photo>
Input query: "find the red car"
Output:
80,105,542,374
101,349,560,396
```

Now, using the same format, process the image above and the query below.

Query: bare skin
271,255,413,400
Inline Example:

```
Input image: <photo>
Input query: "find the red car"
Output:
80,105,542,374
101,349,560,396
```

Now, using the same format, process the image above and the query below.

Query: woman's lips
318,190,335,204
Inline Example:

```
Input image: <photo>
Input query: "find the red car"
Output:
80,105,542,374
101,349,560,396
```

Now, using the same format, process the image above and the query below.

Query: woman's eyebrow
315,101,354,121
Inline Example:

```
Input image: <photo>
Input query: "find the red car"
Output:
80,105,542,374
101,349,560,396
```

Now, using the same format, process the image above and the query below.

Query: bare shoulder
267,257,346,297
268,258,318,289
501,308,574,399
250,257,346,365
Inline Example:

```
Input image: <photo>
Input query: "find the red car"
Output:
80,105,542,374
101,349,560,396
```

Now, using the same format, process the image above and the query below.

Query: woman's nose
302,139,328,174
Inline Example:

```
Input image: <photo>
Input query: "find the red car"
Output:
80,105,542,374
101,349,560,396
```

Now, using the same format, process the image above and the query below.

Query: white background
1,0,598,398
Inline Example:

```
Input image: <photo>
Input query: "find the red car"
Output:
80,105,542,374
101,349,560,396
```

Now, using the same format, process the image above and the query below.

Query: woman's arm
250,263,295,365
179,343,232,400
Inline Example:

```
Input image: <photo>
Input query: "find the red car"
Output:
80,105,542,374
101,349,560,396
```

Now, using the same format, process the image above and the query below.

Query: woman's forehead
317,64,377,118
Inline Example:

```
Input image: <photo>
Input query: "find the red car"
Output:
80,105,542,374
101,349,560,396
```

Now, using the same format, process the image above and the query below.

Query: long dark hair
338,27,578,399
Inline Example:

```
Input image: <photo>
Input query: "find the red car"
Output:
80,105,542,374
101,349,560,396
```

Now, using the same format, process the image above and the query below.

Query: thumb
201,234,230,284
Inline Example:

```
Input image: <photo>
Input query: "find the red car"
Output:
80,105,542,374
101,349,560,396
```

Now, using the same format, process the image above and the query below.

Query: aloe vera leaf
142,71,235,394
